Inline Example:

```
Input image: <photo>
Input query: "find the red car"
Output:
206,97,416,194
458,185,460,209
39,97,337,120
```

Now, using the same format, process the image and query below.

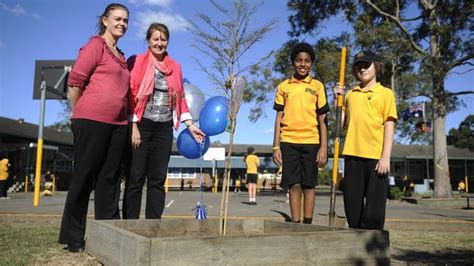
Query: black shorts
281,142,319,190
246,173,258,184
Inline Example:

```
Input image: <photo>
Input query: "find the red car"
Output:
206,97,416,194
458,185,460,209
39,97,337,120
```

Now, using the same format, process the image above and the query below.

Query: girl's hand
188,124,206,143
131,123,141,149
375,156,390,175
333,83,346,97
316,148,327,168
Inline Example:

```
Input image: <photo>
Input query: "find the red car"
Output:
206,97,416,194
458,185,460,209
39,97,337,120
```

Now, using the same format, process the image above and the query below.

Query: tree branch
364,0,427,55
446,90,474,97
445,55,474,71
400,15,424,22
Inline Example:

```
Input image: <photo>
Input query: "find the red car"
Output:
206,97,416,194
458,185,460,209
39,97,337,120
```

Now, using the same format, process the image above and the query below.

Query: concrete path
1,190,473,230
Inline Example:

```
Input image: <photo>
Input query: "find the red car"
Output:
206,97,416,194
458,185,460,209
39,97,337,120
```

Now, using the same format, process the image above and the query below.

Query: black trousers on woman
59,119,128,245
342,155,389,230
123,118,173,219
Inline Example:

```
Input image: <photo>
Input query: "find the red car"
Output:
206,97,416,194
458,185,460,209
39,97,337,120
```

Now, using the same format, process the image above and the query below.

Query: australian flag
401,105,423,120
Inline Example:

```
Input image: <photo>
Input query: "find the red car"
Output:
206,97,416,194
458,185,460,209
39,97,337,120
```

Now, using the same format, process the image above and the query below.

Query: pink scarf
129,50,187,128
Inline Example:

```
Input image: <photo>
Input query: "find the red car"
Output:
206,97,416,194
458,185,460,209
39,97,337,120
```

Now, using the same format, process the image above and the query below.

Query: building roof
1,116,473,160
0,116,73,146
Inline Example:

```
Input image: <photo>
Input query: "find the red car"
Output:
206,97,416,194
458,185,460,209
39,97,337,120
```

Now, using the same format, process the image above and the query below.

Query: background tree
447,115,474,151
188,0,277,234
49,100,71,132
279,0,473,198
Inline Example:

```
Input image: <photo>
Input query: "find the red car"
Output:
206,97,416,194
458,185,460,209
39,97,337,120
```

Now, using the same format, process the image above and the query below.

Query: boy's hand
273,149,282,166
375,157,390,175
316,148,327,168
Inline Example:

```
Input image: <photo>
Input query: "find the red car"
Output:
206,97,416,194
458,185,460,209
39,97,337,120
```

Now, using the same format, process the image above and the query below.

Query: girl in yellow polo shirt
334,51,397,230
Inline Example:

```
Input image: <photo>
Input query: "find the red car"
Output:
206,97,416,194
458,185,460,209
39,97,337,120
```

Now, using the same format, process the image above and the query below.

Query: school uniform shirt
245,154,260,174
273,75,330,144
342,82,397,160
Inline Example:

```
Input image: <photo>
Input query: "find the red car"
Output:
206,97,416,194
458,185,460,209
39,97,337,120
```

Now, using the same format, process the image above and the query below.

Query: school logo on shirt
305,88,317,96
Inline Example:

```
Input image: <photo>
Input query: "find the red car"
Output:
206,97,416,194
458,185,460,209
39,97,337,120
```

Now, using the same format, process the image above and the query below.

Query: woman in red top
59,3,130,253
123,23,204,219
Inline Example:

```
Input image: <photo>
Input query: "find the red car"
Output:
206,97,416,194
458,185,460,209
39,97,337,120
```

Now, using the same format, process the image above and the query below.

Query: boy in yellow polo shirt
273,42,329,224
334,50,397,230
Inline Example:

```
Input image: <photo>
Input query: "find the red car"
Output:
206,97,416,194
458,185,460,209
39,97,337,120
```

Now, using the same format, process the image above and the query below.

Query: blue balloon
177,128,210,159
199,96,228,136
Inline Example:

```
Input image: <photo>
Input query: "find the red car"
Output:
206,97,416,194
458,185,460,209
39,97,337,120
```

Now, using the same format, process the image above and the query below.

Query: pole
25,146,30,192
33,73,46,207
213,159,217,193
329,47,346,226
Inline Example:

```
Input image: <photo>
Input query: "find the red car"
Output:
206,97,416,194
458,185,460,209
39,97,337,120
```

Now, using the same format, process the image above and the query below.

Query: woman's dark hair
97,3,129,35
146,23,170,41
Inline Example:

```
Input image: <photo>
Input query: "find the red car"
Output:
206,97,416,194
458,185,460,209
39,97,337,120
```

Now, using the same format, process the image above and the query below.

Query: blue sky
0,0,472,146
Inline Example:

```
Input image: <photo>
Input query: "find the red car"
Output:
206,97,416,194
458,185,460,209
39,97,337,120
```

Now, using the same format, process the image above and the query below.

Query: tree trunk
426,3,452,198
219,111,237,235
431,78,453,198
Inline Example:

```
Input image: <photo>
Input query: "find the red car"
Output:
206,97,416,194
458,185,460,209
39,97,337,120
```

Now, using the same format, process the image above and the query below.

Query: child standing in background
334,50,397,230
273,42,329,224
244,146,260,205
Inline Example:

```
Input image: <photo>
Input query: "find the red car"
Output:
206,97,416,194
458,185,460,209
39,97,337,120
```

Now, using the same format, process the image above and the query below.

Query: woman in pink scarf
123,23,205,219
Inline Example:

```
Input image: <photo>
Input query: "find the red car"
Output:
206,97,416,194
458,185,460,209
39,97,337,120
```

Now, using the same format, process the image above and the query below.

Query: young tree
286,0,474,198
188,0,277,234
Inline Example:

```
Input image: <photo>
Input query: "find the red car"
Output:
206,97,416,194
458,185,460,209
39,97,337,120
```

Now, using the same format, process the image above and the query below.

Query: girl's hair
352,61,382,81
97,3,129,35
146,23,170,41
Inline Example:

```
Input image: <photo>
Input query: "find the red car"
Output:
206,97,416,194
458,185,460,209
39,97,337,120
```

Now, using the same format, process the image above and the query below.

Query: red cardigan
127,51,190,129
68,36,130,125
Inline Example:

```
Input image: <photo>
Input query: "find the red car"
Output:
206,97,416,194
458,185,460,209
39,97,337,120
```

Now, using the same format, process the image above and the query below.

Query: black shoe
66,243,85,253
250,201,257,205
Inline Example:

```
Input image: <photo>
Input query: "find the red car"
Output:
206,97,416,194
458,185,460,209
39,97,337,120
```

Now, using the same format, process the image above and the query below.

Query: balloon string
199,141,205,205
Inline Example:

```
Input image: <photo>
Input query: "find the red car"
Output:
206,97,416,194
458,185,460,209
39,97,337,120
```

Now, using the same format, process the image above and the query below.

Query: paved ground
1,189,473,230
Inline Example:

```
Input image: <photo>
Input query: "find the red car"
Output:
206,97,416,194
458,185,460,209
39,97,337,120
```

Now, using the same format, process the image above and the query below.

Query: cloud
129,0,172,7
136,10,190,37
10,4,25,15
0,1,38,18
0,41,5,48
259,128,274,134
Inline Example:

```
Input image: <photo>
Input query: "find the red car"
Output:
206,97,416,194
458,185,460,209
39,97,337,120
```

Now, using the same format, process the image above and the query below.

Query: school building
0,116,473,192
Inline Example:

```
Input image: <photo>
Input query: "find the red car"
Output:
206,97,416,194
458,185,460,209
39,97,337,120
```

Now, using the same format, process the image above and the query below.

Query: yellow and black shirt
342,82,397,159
273,75,330,144
245,154,260,174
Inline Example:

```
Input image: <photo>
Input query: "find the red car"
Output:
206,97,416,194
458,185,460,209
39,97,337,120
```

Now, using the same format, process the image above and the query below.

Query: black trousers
342,156,388,230
0,180,7,197
123,119,173,219
59,119,128,245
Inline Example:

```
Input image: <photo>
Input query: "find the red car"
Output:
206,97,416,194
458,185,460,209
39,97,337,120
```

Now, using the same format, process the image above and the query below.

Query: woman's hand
131,123,141,149
187,123,206,143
